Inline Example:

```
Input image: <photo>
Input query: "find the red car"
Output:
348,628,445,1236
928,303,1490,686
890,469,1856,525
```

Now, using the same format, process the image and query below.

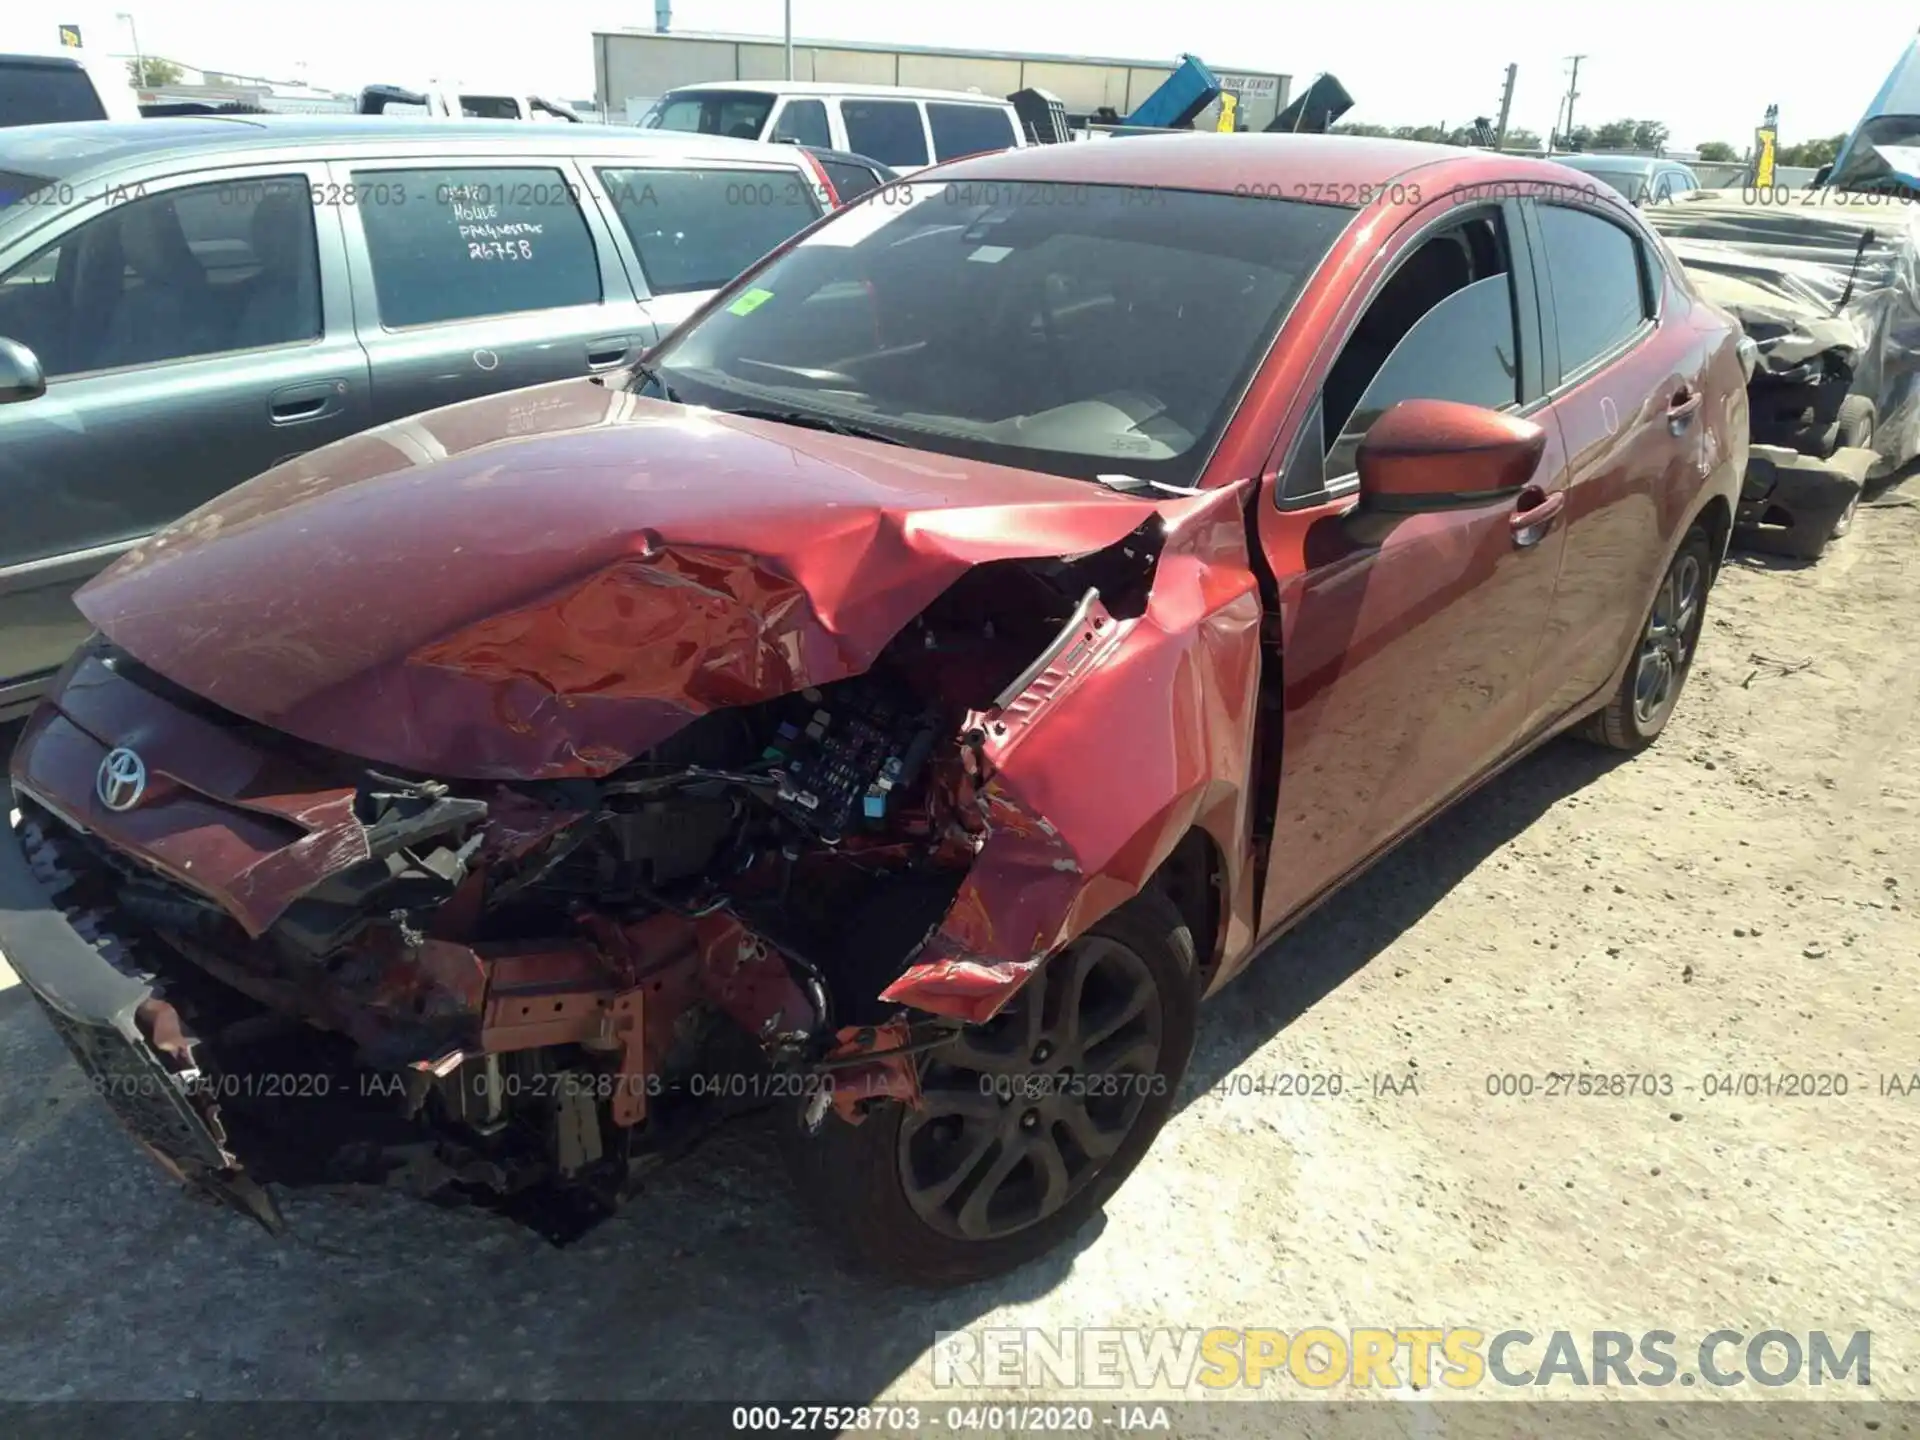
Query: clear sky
7,0,1913,149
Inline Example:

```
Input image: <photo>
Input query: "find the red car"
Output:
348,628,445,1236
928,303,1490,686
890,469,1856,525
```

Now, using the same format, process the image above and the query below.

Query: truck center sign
1216,74,1280,98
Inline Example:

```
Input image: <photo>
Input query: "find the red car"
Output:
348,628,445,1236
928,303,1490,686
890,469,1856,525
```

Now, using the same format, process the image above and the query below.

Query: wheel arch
1695,491,1733,575
1148,825,1228,990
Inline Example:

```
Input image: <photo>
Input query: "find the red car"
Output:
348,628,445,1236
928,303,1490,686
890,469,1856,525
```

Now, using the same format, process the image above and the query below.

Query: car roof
0,114,802,185
926,132,1603,202
0,52,89,69
659,80,1015,104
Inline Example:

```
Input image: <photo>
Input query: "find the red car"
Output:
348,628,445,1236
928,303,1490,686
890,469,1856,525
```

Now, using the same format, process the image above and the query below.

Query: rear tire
783,889,1197,1286
1576,525,1713,752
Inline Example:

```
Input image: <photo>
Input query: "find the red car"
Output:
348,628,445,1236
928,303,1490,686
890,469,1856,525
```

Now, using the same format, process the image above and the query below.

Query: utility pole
1562,54,1585,146
116,11,144,88
1494,62,1517,150
785,1,794,80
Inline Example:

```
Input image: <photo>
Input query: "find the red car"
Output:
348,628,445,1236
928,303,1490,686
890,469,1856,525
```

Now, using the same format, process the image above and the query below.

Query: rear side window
1535,204,1649,378
648,90,775,140
352,167,602,327
460,95,523,119
600,167,821,295
927,103,1017,161
0,175,320,377
840,100,928,167
820,159,882,203
771,99,831,148
0,60,106,128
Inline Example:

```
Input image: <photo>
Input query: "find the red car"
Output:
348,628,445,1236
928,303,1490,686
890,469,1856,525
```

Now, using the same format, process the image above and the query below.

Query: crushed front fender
883,481,1262,1021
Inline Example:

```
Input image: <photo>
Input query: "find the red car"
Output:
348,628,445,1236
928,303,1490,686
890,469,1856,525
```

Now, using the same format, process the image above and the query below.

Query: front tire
783,889,1197,1286
1576,524,1713,752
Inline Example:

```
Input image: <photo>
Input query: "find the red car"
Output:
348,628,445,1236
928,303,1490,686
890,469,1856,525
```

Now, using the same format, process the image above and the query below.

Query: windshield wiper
721,406,905,446
632,362,681,403
1095,473,1204,497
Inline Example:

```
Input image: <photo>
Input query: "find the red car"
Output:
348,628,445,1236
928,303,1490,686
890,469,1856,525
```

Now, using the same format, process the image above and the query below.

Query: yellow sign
1216,93,1238,133
1754,127,1778,188
58,23,82,47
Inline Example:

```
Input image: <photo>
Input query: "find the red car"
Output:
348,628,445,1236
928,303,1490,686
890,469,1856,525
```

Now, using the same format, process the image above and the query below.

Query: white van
638,81,1025,172
358,83,582,122
0,51,143,128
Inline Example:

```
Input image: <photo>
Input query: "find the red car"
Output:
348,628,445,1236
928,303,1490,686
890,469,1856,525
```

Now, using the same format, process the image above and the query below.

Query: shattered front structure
1647,190,1920,553
4,381,1255,1241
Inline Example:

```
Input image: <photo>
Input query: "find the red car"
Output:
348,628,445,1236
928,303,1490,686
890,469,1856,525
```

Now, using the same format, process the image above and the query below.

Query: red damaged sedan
1,136,1746,1283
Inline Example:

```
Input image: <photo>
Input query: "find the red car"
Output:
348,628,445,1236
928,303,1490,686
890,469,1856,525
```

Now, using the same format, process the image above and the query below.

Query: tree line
1334,116,1849,166
1698,134,1850,167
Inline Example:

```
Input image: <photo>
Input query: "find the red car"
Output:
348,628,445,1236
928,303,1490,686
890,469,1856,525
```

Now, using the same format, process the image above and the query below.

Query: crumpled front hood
76,379,1159,779
1685,264,1866,369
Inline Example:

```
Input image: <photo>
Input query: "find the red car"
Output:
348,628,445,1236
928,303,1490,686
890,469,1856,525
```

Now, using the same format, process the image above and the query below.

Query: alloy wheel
1633,550,1703,730
898,937,1165,1241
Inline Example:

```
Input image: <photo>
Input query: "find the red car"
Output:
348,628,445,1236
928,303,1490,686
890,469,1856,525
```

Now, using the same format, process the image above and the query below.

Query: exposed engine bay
12,540,1169,1241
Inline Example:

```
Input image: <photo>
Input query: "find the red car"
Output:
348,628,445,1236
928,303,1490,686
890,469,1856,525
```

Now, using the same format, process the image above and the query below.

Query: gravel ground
1,481,1915,1422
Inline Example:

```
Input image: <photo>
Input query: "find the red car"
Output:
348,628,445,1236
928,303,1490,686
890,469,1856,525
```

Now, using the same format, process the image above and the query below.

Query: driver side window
1318,209,1521,482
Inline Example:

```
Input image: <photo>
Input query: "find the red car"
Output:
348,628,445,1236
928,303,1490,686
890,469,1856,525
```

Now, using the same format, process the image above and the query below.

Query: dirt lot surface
1,482,1915,1428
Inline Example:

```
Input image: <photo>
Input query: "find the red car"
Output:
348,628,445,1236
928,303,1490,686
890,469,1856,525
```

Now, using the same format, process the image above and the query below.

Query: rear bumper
1734,443,1874,553
0,802,280,1224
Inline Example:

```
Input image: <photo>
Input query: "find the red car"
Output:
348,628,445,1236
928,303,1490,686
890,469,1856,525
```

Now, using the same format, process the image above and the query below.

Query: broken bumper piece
0,806,282,1228
1734,443,1876,556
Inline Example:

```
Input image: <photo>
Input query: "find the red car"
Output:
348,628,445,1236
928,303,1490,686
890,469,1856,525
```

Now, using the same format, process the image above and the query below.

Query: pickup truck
0,50,143,128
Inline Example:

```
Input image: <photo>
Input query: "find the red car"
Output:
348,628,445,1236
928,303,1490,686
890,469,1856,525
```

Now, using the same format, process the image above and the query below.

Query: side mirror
0,337,46,405
1357,398,1545,510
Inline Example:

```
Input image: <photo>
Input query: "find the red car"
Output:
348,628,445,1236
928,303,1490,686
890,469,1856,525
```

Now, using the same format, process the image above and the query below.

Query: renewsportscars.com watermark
931,1327,1871,1391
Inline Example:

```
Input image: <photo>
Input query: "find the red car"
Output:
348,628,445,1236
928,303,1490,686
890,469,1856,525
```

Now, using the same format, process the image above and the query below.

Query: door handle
1509,486,1565,548
1667,386,1703,433
269,379,346,425
586,335,633,371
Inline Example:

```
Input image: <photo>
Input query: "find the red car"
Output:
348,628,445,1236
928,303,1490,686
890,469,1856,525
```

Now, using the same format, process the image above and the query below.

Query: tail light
797,149,840,210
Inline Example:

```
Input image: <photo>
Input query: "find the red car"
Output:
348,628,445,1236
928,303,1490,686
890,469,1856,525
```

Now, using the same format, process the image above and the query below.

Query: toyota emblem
96,747,148,813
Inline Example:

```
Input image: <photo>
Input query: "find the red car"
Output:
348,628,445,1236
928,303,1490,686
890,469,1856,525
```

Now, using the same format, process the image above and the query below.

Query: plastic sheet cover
1646,190,1920,471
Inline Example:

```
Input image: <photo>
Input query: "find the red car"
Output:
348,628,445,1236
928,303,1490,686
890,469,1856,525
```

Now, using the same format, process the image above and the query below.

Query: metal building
592,29,1289,131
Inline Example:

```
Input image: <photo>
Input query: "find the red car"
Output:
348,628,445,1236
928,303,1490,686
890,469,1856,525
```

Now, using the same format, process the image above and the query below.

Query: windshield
461,94,523,119
643,181,1350,487
644,90,776,141
1575,168,1650,202
1830,116,1920,195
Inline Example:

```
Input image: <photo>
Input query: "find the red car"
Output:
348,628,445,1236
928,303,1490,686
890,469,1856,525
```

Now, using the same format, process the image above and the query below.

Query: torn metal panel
821,1019,923,1124
884,482,1262,1022
9,809,283,1229
1686,269,1866,369
11,655,367,938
